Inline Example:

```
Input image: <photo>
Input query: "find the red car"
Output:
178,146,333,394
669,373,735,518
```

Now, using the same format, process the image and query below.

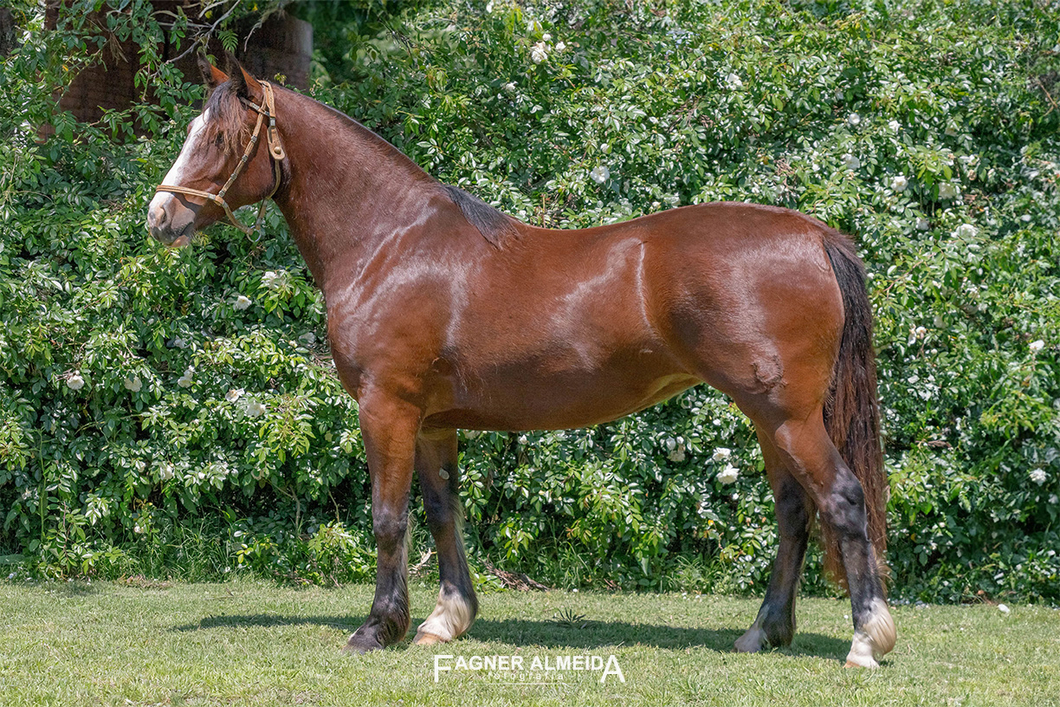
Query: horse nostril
147,202,169,231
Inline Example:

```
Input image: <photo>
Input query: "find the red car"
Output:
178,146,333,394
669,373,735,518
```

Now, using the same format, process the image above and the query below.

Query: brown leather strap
155,81,282,239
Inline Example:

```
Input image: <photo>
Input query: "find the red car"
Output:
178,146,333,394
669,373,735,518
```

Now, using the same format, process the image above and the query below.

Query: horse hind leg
734,424,815,653
412,429,478,645
769,414,895,667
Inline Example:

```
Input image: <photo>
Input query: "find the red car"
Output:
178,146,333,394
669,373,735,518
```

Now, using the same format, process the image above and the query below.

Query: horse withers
147,56,896,668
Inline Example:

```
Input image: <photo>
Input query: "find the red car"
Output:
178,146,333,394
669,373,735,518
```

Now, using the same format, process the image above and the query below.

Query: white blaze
148,110,210,215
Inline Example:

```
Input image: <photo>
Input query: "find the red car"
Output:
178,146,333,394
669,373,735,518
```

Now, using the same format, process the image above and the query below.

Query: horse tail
821,231,887,587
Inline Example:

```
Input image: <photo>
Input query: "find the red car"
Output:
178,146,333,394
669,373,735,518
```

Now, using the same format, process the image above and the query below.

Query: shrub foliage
1,0,1058,603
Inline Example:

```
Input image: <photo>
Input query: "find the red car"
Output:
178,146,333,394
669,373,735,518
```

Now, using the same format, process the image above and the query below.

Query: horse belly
424,360,700,432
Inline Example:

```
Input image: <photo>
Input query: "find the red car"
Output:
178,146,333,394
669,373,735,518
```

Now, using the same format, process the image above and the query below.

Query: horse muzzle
147,193,197,247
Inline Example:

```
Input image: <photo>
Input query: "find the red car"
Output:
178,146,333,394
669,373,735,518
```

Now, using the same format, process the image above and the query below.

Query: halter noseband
155,80,285,240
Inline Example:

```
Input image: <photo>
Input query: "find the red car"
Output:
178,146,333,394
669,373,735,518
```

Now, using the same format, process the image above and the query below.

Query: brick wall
49,1,312,127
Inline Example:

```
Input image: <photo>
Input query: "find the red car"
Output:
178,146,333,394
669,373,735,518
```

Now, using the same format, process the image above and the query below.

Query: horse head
146,54,284,247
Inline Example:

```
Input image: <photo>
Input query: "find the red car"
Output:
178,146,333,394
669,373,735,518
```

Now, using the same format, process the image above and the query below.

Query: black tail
822,231,887,585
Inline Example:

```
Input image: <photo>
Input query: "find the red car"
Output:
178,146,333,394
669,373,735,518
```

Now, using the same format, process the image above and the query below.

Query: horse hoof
413,630,448,646
844,598,896,667
844,656,879,669
733,626,765,653
343,631,384,654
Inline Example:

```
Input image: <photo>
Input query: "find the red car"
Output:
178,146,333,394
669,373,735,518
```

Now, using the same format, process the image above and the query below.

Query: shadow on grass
467,618,849,659
172,614,360,632
171,614,849,659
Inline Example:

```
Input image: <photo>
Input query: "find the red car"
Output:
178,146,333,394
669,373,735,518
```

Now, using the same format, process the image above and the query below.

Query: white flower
555,41,566,52
847,113,861,127
725,72,743,89
485,0,494,12
890,175,908,192
124,375,142,392
1029,339,1045,354
590,165,610,184
888,119,901,132
1020,214,1032,223
668,448,686,463
177,367,194,388
1030,469,1048,485
998,604,1010,614
233,295,252,311
246,400,266,418
916,216,930,231
938,182,959,199
225,388,243,403
542,33,551,42
712,447,732,462
530,41,549,64
261,270,288,290
134,525,143,534
953,223,978,239
66,373,85,391
841,154,860,171
503,81,516,92
716,464,739,484
517,434,529,444
914,326,927,339
158,463,175,480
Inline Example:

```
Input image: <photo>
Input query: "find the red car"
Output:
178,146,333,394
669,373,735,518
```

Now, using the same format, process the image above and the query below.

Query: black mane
442,185,519,248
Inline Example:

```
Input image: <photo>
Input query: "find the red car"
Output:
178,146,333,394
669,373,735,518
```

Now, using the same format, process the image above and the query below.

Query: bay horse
146,56,896,667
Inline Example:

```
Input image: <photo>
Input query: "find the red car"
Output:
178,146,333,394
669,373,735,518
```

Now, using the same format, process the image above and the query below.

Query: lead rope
155,80,284,241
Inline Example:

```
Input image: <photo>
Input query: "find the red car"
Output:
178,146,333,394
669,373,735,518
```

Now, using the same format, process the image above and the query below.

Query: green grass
1,579,1057,706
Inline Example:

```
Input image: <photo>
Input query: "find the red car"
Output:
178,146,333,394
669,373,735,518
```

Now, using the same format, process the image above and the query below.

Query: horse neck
270,89,440,291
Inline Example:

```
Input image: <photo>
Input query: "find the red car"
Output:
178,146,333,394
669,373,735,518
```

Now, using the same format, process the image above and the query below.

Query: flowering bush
1,0,1058,602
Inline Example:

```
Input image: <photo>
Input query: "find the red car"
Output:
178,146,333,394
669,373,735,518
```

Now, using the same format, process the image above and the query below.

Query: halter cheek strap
155,80,284,240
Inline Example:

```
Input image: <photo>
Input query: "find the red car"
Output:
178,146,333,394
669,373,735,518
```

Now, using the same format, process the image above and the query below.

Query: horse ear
224,51,264,104
197,53,228,89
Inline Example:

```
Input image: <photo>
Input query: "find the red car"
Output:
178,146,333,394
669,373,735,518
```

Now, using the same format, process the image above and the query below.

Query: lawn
0,579,1057,706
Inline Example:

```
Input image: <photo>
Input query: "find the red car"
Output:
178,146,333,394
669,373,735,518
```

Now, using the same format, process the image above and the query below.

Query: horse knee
373,509,408,548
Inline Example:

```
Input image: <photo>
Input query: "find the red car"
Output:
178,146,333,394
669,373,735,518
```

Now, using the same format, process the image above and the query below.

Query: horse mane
203,81,252,156
203,74,519,248
441,185,519,248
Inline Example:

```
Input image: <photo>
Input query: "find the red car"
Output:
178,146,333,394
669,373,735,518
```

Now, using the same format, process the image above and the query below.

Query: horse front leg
344,393,421,653
412,428,478,645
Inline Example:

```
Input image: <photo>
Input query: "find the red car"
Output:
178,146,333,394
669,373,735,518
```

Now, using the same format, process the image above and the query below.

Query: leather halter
155,80,285,239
